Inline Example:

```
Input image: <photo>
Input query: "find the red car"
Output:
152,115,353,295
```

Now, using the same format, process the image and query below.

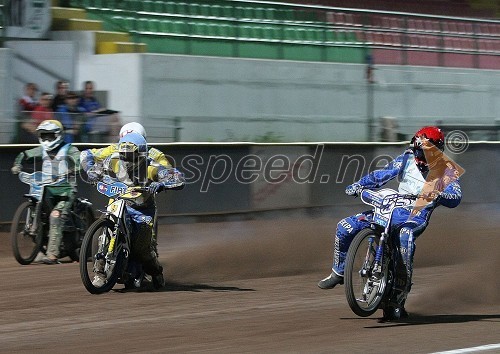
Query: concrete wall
0,49,14,143
0,142,497,224
2,34,499,143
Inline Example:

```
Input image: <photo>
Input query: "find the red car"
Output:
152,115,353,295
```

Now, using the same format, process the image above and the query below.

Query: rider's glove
86,169,100,184
345,183,362,196
11,165,22,175
148,182,165,194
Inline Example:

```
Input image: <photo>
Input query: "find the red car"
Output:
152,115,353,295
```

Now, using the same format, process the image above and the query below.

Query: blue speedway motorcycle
344,188,418,318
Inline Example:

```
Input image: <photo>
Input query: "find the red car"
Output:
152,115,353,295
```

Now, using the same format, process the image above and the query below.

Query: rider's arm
80,144,117,172
437,180,462,208
148,147,173,168
67,145,82,173
149,164,185,191
12,146,43,169
356,153,406,188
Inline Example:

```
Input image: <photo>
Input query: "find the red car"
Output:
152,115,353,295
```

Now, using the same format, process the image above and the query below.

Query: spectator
32,92,55,125
19,82,38,112
17,83,39,143
79,80,120,142
56,91,86,143
52,80,69,112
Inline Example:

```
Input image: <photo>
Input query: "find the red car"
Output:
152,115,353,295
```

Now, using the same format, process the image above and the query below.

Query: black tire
69,208,95,262
10,201,43,265
345,228,389,317
79,218,124,294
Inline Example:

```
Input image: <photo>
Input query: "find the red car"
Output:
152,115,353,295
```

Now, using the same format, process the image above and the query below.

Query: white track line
431,344,500,354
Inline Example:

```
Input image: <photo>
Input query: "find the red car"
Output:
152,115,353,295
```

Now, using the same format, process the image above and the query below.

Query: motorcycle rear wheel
11,201,43,265
80,218,124,294
345,228,388,317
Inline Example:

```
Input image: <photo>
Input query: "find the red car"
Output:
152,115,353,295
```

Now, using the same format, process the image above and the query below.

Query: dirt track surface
1,204,499,353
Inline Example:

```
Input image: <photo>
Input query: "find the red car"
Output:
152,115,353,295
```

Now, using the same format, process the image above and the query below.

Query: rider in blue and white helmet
90,132,184,290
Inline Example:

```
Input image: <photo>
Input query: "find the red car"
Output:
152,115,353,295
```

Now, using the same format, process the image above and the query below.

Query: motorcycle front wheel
344,228,388,317
11,201,43,265
79,218,124,294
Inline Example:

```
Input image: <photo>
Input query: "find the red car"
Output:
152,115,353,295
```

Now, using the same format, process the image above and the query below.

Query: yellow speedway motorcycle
79,172,186,294
10,171,95,265
344,188,418,318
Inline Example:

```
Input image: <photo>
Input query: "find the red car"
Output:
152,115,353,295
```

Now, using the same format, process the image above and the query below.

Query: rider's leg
45,209,62,261
318,213,370,289
131,221,164,289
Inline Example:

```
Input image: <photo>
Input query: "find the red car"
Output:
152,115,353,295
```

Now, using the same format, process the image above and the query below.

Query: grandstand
49,0,500,68
0,0,499,143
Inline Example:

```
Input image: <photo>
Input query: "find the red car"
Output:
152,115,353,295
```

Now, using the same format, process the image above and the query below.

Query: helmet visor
39,131,57,142
118,141,139,162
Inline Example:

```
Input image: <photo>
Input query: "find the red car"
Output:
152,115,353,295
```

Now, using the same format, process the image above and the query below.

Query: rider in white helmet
119,122,147,139
11,120,81,264
87,132,184,290
80,121,172,183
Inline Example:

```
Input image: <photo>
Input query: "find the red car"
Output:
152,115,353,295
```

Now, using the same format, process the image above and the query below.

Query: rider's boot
317,271,344,289
92,258,106,287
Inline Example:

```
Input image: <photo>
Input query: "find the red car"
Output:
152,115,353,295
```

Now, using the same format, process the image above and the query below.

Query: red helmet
411,126,445,151
410,126,445,171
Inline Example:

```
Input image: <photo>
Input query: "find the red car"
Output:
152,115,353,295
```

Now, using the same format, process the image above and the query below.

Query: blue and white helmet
117,132,147,163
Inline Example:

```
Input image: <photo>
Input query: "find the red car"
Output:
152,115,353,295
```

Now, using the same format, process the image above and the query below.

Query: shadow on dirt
364,314,500,328
163,281,255,292
113,281,255,293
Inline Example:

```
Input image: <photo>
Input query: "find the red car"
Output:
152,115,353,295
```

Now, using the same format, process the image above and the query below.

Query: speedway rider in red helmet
318,126,462,321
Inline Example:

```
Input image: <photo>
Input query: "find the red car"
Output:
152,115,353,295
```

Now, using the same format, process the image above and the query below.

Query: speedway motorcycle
79,169,182,294
344,188,418,317
10,171,94,265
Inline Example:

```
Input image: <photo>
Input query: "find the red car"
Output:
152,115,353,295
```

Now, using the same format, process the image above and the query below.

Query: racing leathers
80,144,172,247
12,144,81,261
95,152,184,281
332,149,462,305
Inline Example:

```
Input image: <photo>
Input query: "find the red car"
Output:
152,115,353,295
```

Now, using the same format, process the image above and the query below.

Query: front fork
371,232,387,279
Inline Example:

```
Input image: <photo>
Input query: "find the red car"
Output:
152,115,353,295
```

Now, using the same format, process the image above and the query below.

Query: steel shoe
317,272,344,289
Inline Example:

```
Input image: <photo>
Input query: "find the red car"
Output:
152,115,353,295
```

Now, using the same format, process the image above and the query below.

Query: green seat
217,24,235,38
149,19,161,32
199,4,211,17
176,2,188,15
164,2,176,14
262,26,280,40
136,18,150,32
220,5,233,18
153,1,163,13
239,25,261,39
191,22,208,36
283,27,299,41
235,6,253,19
163,20,186,34
141,0,154,12
188,3,201,16
209,5,222,18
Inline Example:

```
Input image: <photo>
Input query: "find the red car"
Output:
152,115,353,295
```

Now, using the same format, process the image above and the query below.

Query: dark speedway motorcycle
80,173,183,294
344,188,418,318
10,171,95,265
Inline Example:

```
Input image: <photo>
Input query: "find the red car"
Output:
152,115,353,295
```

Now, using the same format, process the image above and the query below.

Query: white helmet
119,122,147,139
36,120,64,151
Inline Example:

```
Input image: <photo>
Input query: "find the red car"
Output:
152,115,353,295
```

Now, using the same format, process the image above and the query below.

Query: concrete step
52,6,87,19
95,31,130,43
96,41,147,54
52,18,103,31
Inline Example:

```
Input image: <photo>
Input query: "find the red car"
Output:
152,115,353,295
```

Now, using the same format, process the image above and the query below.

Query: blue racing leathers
332,149,462,299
